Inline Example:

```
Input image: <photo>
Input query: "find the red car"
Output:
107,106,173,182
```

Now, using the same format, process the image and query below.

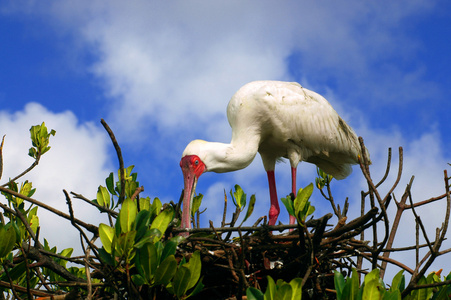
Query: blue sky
1,1,451,278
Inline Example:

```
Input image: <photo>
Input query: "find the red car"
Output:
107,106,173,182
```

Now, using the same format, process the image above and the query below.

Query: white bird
180,80,368,231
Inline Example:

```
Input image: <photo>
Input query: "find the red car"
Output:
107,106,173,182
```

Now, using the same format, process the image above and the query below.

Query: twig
358,138,392,269
64,190,101,261
380,176,414,278
1,134,44,187
174,220,321,235
408,278,451,291
323,209,377,238
407,189,433,253
14,206,39,248
2,263,24,300
131,186,144,202
301,224,314,288
402,170,451,297
71,192,118,217
0,185,98,234
101,119,125,204
222,189,228,228
0,135,4,181
20,243,34,300
375,148,392,189
23,242,86,283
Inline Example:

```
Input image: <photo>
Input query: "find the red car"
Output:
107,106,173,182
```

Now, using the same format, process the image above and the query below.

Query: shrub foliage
0,121,450,299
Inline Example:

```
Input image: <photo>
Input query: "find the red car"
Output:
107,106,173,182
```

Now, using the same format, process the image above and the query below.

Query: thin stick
100,119,125,204
0,186,98,234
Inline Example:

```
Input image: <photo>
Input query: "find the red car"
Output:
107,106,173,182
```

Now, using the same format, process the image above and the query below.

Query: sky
1,1,451,280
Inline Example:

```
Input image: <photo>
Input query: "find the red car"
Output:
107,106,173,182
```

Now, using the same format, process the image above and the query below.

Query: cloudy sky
1,1,450,279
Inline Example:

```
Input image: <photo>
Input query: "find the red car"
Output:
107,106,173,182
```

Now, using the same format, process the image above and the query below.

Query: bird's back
227,81,368,179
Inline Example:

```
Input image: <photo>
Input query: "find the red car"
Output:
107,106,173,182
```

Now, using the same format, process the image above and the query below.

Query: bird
180,80,369,232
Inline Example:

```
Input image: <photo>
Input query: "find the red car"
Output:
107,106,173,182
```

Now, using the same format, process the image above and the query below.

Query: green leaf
275,283,292,300
137,242,159,283
362,279,382,300
334,271,345,300
0,225,16,259
412,276,429,300
99,223,115,254
132,274,146,286
173,266,191,298
28,147,36,158
281,196,295,217
150,206,174,242
341,268,359,300
139,196,151,211
265,276,276,300
57,248,74,268
106,172,117,196
315,167,333,189
28,205,38,218
242,194,256,224
389,270,405,293
431,284,451,300
382,290,401,300
19,181,33,197
119,198,138,233
118,165,135,180
306,205,315,216
28,122,55,157
28,214,39,235
185,251,202,291
364,269,380,286
289,278,303,299
187,277,205,298
191,194,203,217
155,241,164,258
247,287,264,300
135,209,151,241
150,197,162,221
3,261,27,281
125,179,137,200
293,183,314,224
154,255,177,285
230,184,246,209
134,228,162,249
97,186,110,207
294,183,313,211
115,231,137,260
161,240,178,262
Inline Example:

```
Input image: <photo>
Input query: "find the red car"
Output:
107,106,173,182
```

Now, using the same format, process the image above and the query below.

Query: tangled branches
0,121,450,299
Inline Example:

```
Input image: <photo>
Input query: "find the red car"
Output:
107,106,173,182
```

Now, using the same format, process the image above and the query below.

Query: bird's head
179,140,207,231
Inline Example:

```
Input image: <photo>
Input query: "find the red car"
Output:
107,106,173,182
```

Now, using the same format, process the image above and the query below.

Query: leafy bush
0,121,450,299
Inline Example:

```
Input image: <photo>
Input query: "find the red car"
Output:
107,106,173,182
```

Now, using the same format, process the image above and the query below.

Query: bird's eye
194,159,199,165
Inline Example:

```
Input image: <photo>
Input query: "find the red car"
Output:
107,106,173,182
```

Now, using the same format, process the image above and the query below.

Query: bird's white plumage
183,80,368,179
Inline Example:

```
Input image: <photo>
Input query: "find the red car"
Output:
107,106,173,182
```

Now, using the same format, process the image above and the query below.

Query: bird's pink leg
290,167,297,226
266,170,280,226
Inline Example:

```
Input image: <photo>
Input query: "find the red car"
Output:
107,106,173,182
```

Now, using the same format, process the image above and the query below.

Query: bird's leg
290,167,297,226
266,170,280,226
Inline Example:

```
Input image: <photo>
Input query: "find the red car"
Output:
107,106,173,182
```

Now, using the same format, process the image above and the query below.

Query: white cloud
2,1,440,135
0,103,112,251
2,2,413,127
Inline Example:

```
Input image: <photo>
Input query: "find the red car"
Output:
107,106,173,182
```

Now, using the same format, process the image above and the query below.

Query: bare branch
101,119,125,204
0,185,98,235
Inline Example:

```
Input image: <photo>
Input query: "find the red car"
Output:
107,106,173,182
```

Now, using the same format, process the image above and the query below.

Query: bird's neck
203,137,259,173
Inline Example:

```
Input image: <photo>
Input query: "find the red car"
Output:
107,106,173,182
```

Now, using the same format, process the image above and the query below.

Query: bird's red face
180,155,206,232
180,155,206,180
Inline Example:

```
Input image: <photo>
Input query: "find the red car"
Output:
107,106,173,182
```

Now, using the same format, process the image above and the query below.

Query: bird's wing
227,81,365,178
